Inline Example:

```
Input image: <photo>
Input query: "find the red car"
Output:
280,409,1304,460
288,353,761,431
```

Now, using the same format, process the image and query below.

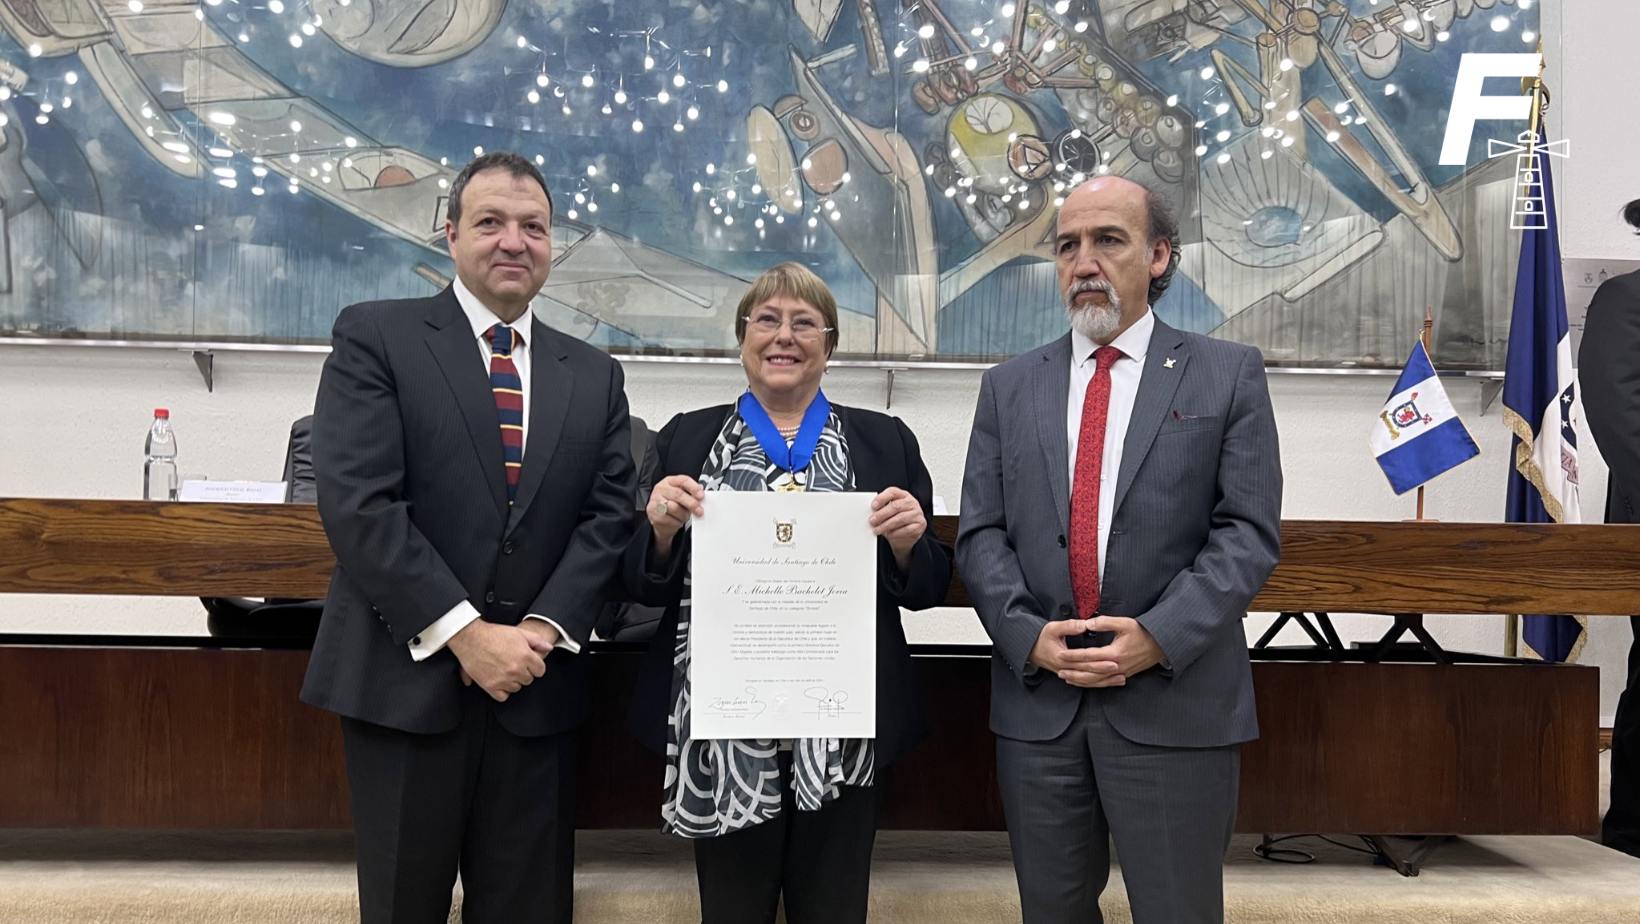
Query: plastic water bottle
143,408,178,501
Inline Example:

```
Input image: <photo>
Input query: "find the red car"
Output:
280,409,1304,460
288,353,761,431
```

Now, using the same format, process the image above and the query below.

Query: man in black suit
1580,197,1640,859
301,152,636,922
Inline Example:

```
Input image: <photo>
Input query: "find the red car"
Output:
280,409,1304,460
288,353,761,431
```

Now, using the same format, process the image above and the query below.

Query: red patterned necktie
1069,345,1122,619
487,323,524,503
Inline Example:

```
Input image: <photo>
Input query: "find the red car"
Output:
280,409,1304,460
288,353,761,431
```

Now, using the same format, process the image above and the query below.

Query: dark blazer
957,320,1283,748
594,416,666,642
1580,270,1640,526
623,403,952,770
300,287,636,737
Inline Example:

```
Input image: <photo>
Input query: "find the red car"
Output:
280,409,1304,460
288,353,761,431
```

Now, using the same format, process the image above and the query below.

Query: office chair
200,415,323,643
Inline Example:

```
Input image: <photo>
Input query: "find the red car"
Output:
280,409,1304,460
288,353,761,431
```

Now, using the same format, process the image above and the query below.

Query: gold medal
777,478,806,493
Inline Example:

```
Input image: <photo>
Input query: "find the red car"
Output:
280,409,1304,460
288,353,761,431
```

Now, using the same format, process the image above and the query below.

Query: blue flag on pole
1501,126,1585,663
1369,340,1480,494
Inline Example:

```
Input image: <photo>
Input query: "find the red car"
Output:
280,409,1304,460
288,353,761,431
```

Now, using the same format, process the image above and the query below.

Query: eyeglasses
743,312,834,340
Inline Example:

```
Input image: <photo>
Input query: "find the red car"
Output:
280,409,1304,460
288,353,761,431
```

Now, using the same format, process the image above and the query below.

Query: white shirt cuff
523,614,582,653
408,600,481,661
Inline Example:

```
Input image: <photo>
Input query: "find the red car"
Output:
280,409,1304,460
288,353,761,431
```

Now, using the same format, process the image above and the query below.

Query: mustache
1069,279,1115,297
1067,279,1118,301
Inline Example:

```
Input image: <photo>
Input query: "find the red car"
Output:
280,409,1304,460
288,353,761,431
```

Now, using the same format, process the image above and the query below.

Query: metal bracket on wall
882,367,907,409
1479,379,1504,416
192,350,214,393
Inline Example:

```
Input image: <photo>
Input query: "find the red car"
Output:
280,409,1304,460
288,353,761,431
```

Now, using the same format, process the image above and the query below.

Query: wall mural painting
0,1,1539,366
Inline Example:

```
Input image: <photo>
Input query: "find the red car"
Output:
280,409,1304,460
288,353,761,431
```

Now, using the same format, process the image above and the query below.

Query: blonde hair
733,262,841,355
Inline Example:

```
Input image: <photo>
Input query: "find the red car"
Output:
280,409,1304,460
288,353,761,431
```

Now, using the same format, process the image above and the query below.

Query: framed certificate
689,491,877,739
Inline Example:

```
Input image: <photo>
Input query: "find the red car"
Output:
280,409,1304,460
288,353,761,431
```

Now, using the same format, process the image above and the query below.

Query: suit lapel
1112,319,1188,517
1034,335,1074,537
671,406,734,478
506,320,572,533
424,290,507,517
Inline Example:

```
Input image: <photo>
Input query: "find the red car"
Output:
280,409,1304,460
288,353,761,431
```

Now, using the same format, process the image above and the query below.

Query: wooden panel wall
0,645,1598,835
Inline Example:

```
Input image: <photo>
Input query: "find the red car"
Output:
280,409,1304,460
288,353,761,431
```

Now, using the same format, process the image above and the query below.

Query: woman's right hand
646,475,706,557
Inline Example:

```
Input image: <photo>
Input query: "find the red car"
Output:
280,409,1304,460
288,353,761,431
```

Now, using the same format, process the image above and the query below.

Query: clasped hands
448,618,560,702
1029,616,1166,687
644,474,926,568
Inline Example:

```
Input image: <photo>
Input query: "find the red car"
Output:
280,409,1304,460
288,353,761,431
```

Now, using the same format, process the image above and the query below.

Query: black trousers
692,756,882,924
340,687,577,924
1605,616,1640,857
995,692,1238,924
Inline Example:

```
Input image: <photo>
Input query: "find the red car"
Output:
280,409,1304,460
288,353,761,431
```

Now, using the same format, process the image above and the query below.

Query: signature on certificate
704,689,767,719
805,686,850,718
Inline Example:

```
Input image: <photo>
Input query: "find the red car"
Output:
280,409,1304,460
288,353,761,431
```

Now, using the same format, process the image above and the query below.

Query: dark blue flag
1500,126,1585,662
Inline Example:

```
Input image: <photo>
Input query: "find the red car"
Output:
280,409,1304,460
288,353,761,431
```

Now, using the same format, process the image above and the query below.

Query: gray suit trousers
996,691,1239,924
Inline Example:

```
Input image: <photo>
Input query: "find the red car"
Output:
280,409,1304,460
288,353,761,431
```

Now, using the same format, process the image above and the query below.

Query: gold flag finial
1525,46,1548,139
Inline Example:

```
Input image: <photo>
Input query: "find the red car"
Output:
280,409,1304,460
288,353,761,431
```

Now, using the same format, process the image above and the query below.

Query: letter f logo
1439,53,1542,166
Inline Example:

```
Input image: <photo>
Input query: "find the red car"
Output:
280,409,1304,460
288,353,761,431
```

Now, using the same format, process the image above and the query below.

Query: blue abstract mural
0,0,1540,365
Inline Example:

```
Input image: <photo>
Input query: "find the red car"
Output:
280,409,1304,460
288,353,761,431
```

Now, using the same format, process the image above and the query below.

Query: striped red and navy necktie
486,323,524,503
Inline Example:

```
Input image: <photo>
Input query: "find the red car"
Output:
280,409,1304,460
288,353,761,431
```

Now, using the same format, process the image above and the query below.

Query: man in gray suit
956,176,1282,923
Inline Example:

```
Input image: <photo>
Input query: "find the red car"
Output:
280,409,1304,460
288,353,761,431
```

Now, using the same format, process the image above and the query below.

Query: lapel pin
1163,356,1177,369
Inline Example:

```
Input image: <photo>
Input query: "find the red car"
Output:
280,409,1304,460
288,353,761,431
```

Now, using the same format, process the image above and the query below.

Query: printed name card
177,480,288,504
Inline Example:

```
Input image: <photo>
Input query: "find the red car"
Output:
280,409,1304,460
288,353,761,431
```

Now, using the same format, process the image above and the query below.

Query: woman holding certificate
624,262,952,924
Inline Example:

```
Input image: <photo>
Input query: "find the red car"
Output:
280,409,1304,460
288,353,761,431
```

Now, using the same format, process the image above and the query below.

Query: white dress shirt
1066,308,1155,587
407,277,581,661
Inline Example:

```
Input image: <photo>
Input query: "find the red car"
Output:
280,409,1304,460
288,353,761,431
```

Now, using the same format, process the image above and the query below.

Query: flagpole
1522,47,1547,188
1504,50,1546,660
1415,307,1433,521
1524,44,1546,141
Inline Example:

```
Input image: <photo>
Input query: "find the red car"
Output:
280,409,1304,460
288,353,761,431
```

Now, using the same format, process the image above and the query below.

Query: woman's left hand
869,487,926,569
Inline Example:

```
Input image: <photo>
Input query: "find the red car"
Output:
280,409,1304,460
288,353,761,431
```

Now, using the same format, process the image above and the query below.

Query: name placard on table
177,480,289,504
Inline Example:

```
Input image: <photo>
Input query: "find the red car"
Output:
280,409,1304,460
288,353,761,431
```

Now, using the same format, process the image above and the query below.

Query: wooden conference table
0,499,1634,858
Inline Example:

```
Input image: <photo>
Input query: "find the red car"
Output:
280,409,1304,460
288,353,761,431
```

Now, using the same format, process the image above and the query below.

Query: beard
1064,280,1122,342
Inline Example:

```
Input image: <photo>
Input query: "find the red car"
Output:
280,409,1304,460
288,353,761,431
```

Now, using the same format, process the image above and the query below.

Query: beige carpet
3,829,1637,923
1,752,1633,924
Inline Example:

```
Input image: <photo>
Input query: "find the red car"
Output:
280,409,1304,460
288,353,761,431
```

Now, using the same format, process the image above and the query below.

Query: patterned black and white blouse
659,407,875,839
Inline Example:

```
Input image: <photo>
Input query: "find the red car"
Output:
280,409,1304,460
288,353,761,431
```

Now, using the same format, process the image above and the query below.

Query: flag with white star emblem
1501,124,1585,662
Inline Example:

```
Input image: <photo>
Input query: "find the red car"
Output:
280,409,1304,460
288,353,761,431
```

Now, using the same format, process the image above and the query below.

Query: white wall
0,349,1630,721
2,1,1636,722
1556,0,1640,262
